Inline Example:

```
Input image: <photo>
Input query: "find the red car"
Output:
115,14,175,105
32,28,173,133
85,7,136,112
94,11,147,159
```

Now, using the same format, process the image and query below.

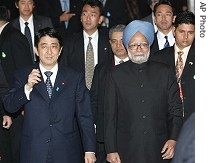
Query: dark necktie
85,37,94,90
119,60,124,64
164,35,170,48
44,71,53,98
24,22,35,62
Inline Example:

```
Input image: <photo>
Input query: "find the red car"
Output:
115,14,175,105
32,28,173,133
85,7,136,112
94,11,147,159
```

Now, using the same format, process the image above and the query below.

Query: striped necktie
44,71,53,98
164,36,170,48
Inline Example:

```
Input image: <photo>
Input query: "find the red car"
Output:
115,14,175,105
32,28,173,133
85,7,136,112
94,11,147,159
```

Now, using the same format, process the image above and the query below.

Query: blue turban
123,20,155,49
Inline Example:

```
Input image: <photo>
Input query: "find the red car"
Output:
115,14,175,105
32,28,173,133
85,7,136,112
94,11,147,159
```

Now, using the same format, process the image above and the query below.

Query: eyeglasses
128,42,149,50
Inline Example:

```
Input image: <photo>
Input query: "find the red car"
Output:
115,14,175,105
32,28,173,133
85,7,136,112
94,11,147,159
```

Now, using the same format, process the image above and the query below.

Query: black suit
60,30,112,72
90,58,114,163
104,60,183,163
150,32,160,56
36,0,83,38
102,0,130,28
150,43,195,121
171,113,195,163
0,23,33,163
11,15,53,63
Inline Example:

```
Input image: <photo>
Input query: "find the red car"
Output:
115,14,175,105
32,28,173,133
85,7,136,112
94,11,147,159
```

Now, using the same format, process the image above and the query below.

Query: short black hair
0,6,10,21
34,27,62,48
82,0,103,15
174,11,195,28
153,0,175,16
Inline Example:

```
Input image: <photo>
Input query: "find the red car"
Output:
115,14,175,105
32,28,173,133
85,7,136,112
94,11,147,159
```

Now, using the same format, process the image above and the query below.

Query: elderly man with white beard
103,20,183,163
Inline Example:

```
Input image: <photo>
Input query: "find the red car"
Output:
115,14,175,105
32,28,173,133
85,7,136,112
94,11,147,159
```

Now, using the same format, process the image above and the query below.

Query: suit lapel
51,65,66,99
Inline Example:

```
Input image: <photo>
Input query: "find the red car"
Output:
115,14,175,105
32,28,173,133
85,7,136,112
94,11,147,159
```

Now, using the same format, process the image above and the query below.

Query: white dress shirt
83,30,99,66
157,30,175,50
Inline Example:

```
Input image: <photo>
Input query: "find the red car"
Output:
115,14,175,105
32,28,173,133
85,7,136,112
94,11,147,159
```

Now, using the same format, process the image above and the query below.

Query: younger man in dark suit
60,0,112,89
151,11,195,121
2,27,96,163
11,0,53,63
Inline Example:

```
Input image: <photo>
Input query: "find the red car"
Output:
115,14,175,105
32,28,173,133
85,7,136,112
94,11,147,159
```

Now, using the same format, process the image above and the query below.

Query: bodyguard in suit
151,11,195,121
35,0,83,39
104,20,183,163
150,0,176,55
60,0,112,89
0,6,33,163
11,0,53,63
90,24,128,163
2,27,96,163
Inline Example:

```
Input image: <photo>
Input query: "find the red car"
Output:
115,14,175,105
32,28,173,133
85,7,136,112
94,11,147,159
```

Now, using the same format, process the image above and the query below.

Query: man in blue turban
104,20,183,163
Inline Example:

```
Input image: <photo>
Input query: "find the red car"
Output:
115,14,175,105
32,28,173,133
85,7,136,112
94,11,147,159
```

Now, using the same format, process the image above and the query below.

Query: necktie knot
88,37,92,42
178,51,184,56
25,22,29,26
119,60,124,64
164,35,170,48
44,71,53,78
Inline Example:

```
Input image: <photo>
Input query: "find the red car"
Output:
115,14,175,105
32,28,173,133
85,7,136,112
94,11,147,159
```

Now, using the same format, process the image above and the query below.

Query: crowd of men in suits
0,0,194,163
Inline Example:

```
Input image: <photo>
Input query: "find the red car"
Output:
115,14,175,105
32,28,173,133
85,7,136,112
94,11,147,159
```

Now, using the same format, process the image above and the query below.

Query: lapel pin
2,52,6,58
62,82,65,85
56,87,60,91
189,62,193,65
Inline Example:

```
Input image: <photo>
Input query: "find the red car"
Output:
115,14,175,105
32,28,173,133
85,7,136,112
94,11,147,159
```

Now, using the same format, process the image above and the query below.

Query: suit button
50,124,53,127
139,69,143,73
46,139,51,143
142,115,146,118
143,131,147,134
141,100,145,103
140,84,144,88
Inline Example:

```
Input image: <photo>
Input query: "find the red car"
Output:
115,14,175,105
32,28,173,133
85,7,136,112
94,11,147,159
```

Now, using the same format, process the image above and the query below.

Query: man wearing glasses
104,20,183,163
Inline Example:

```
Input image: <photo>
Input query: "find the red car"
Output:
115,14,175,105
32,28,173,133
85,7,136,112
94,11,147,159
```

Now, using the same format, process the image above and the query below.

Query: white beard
128,49,150,64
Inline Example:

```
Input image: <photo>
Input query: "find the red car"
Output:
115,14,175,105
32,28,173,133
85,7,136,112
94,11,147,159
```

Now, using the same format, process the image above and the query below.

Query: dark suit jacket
0,23,33,85
2,63,96,163
11,15,53,36
150,43,195,121
89,58,114,142
10,15,53,63
60,30,112,72
102,0,130,28
150,32,160,56
36,0,83,38
0,62,8,117
104,60,183,163
171,113,195,163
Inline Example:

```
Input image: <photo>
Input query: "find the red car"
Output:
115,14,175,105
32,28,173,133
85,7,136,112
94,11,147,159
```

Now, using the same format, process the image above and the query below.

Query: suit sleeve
104,72,118,153
75,73,96,152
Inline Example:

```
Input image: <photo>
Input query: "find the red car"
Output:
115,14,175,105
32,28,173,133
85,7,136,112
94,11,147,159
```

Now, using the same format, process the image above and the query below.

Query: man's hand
106,152,121,163
25,69,41,90
2,115,12,129
161,139,176,159
60,12,76,22
85,152,96,163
